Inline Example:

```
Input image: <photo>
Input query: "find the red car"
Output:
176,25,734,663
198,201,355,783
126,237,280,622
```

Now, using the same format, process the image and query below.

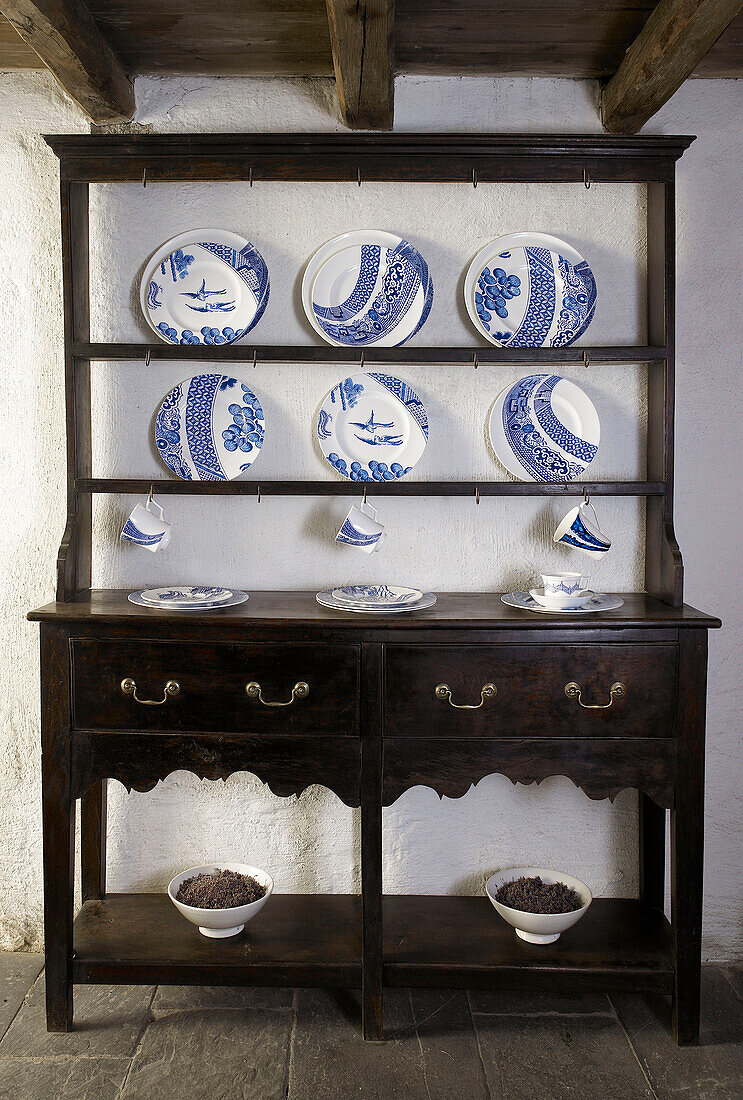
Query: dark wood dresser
29,590,720,1043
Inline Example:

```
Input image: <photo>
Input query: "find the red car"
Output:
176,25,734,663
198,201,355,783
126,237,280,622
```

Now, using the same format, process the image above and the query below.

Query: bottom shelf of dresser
72,894,673,994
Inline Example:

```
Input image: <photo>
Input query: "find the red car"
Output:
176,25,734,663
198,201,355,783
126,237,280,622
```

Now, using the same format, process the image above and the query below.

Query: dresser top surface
27,590,721,630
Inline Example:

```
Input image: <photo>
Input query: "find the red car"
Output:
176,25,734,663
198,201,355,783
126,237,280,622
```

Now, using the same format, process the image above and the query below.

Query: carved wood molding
382,738,676,809
72,733,361,808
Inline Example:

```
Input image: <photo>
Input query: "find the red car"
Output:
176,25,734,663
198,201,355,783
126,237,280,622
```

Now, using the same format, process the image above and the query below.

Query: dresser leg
671,630,707,1046
81,780,107,900
360,644,383,1041
42,744,75,1031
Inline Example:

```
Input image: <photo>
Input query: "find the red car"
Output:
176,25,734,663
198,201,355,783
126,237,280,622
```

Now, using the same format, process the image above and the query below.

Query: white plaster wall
0,72,739,956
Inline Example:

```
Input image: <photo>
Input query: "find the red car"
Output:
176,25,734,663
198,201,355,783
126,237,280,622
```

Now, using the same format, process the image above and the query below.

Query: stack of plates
128,586,249,611
317,585,437,614
302,231,433,347
489,373,600,483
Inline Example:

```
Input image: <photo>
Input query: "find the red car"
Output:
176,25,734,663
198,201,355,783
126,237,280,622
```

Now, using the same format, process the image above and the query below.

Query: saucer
529,588,594,609
502,592,623,615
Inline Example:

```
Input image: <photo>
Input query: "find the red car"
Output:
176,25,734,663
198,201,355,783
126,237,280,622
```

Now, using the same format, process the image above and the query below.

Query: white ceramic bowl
529,588,594,609
486,866,592,944
168,863,273,938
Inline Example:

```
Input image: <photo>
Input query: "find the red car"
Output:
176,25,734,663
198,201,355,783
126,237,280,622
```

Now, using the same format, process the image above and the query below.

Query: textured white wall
0,72,738,957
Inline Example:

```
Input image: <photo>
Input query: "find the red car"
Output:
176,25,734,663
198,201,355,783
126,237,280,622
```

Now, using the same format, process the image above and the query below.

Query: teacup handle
580,500,599,527
146,497,164,521
360,501,377,521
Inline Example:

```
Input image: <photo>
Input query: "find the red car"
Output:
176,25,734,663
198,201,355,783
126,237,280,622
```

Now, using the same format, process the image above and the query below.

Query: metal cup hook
475,485,480,506
583,487,590,505
357,166,362,187
362,487,368,506
360,350,365,369
256,485,261,504
583,168,591,189
472,168,478,189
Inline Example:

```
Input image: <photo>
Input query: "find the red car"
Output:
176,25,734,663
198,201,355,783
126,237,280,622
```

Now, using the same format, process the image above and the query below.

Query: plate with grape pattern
154,373,265,481
139,586,233,608
330,585,423,608
302,230,433,347
464,232,596,348
129,590,249,611
317,590,437,614
488,373,599,482
317,372,428,482
141,229,269,345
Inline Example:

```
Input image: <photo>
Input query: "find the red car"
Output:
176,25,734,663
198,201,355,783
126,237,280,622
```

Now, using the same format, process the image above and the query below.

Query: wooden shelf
73,343,667,365
72,893,672,995
77,478,665,497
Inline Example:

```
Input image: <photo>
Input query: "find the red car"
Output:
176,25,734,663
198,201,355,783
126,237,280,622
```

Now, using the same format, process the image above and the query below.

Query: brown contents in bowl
495,875,583,914
176,869,266,909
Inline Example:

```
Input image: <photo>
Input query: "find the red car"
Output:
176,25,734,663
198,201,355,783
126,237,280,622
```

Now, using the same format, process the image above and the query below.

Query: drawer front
72,639,359,735
384,644,678,738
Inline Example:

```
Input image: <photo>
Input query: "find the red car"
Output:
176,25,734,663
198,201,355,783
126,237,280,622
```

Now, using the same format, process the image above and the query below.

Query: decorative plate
139,586,233,607
464,233,596,347
128,590,250,611
302,231,433,347
501,592,623,614
330,585,423,608
140,229,269,345
316,590,437,614
317,372,428,482
488,373,599,482
155,374,265,481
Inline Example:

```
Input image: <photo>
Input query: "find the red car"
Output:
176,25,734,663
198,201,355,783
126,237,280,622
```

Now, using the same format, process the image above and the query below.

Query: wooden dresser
29,590,720,1043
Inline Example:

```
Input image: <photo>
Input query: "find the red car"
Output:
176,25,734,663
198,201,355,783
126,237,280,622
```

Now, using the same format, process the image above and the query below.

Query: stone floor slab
612,967,743,1100
474,1012,654,1099
288,989,428,1099
151,984,293,1015
468,989,613,1016
0,954,43,1040
120,1007,292,1100
411,989,489,1099
0,976,154,1059
0,1056,130,1100
722,964,743,1002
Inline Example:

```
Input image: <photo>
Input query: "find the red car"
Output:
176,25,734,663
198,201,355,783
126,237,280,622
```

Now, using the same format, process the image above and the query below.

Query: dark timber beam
602,0,743,133
325,0,394,130
0,0,134,123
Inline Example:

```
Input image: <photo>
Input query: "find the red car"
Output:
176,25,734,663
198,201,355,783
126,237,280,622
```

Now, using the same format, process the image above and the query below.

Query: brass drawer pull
245,681,310,707
564,681,626,710
120,677,180,706
435,682,497,709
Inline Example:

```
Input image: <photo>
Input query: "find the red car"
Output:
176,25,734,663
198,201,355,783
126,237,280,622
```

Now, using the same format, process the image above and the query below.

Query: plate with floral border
129,590,250,611
155,373,265,481
302,231,433,347
464,232,596,348
488,373,599,482
501,592,623,614
317,372,428,482
317,590,437,614
139,586,233,608
140,229,269,345
330,585,423,609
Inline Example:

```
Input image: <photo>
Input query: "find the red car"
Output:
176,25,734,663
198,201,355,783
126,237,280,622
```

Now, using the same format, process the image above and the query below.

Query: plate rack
48,132,693,606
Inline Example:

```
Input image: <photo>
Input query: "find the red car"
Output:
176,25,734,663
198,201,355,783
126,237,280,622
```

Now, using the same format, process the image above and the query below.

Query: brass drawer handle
435,683,497,709
564,681,626,710
120,677,180,706
245,681,310,707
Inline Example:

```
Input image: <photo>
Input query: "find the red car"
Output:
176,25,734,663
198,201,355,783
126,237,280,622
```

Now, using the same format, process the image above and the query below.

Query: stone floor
1,956,742,1098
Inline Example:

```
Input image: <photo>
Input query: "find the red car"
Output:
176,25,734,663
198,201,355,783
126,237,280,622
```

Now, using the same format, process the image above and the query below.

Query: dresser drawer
71,639,359,735
384,644,678,738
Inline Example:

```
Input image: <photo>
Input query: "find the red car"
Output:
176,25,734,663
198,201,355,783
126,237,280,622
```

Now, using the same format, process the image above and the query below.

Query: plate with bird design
140,229,270,345
317,372,429,482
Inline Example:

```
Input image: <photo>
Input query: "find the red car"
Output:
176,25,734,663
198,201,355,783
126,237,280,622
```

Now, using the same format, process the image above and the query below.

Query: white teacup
541,571,589,597
121,497,171,553
336,502,386,554
554,500,611,558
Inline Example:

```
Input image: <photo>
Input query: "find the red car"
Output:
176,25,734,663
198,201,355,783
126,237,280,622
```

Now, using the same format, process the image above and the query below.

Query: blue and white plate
465,233,596,348
317,590,437,614
303,231,433,347
331,585,423,608
141,229,269,345
488,373,599,482
128,589,249,611
139,586,233,608
155,374,265,481
502,592,623,615
317,372,428,482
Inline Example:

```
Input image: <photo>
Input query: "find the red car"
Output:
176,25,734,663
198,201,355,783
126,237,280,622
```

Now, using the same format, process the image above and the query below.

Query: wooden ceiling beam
602,0,743,133
325,0,394,129
0,0,134,123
